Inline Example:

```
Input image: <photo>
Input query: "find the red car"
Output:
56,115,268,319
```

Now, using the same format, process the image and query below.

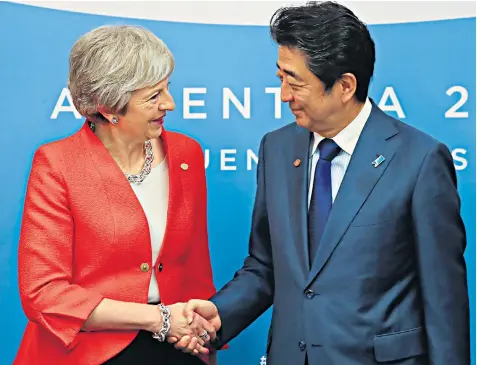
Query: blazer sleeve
185,143,229,354
411,142,470,365
18,147,104,350
186,143,217,300
210,134,275,347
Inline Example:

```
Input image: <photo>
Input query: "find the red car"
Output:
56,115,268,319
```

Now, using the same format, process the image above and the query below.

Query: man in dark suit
178,2,470,364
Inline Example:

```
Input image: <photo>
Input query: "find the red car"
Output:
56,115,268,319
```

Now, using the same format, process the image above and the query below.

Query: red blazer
15,122,218,365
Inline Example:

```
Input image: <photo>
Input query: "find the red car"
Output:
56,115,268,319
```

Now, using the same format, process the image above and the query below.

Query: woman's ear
97,106,116,124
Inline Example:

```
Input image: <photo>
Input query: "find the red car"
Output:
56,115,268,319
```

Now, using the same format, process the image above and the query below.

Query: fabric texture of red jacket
15,122,219,365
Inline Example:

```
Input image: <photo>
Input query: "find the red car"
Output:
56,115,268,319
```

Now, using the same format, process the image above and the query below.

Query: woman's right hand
166,303,216,355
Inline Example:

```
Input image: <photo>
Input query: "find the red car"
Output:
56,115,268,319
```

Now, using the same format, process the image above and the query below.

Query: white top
130,156,169,303
308,98,372,207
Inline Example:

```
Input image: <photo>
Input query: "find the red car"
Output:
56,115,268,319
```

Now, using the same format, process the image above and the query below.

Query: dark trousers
103,330,207,365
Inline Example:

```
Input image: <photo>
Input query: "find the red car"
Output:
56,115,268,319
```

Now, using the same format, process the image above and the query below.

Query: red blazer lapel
79,122,151,261
159,129,192,263
76,123,197,272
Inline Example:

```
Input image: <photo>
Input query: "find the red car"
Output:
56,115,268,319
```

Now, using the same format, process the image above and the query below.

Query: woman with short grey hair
14,25,221,365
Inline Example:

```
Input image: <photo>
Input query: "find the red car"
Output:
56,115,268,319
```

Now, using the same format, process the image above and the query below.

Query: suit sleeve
187,143,217,300
411,142,470,365
210,134,274,347
18,147,104,350
188,143,230,355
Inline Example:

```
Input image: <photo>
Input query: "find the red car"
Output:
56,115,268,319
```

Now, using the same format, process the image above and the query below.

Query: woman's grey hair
68,24,174,123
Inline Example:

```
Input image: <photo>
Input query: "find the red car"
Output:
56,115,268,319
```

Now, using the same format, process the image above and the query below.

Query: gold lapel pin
180,163,189,170
293,159,301,167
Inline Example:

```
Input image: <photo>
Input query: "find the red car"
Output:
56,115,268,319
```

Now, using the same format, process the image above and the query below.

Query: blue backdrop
0,2,475,364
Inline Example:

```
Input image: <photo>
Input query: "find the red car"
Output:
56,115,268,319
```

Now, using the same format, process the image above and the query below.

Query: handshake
161,299,221,356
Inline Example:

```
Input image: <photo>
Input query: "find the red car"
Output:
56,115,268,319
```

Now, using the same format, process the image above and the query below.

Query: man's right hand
165,302,215,355
167,300,222,353
185,300,221,332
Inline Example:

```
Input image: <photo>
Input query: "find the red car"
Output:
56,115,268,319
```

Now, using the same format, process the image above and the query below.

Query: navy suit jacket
211,102,470,365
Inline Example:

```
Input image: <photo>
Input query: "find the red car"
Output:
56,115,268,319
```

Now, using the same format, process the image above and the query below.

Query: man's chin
295,116,311,129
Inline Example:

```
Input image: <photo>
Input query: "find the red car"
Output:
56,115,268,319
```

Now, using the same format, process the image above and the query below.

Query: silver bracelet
152,303,171,342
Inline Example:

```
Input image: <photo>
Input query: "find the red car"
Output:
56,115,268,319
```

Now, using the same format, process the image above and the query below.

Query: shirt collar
311,97,372,156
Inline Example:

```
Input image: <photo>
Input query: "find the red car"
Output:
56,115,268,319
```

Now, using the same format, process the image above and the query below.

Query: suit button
140,263,150,272
305,289,315,299
159,263,164,272
298,341,306,351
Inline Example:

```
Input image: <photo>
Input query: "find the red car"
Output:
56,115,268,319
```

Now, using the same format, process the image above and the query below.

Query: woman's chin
147,125,163,139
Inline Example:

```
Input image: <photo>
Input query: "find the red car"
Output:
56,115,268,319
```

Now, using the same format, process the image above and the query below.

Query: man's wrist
209,333,222,350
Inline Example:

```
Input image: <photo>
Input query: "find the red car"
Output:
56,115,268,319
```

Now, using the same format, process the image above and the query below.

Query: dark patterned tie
308,138,341,268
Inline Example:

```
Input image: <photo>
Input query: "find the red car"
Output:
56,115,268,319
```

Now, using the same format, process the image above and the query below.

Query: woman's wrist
143,304,164,333
151,304,171,341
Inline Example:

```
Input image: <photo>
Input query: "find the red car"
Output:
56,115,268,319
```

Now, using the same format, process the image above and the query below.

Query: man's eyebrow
276,62,302,81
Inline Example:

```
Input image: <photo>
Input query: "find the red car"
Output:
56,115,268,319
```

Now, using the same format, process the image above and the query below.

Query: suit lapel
306,105,399,287
287,125,313,284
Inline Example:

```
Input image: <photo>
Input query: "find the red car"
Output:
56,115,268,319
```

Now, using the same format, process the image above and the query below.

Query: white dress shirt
308,98,372,208
130,156,169,303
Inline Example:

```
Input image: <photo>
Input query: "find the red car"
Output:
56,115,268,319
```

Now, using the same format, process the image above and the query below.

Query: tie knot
318,138,341,162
